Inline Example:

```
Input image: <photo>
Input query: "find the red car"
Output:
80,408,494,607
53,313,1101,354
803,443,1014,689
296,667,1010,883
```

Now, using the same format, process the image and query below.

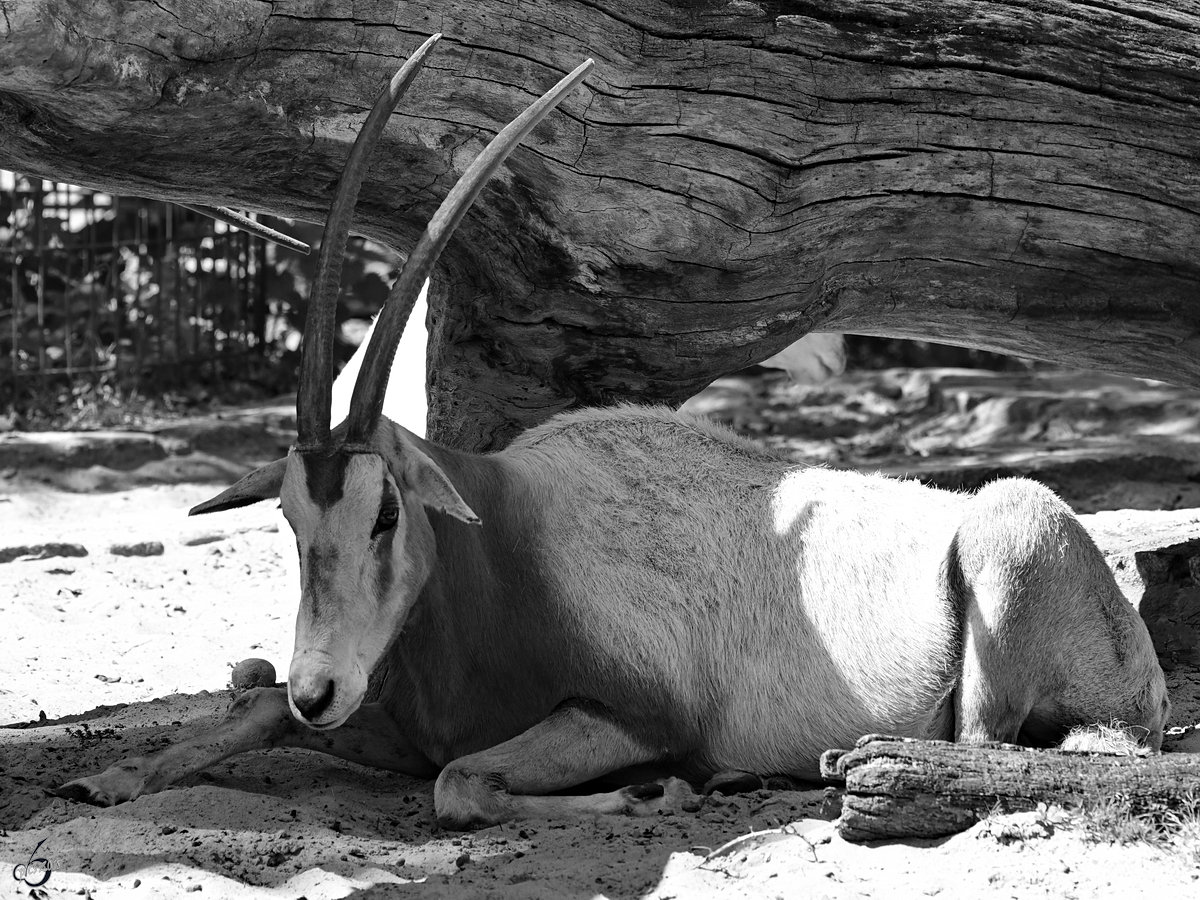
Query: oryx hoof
703,769,763,795
53,759,156,806
618,776,699,816
853,733,913,748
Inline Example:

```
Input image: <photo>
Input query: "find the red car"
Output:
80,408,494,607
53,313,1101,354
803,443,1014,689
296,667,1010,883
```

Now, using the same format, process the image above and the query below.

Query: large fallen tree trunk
822,736,1200,842
2,1,1198,449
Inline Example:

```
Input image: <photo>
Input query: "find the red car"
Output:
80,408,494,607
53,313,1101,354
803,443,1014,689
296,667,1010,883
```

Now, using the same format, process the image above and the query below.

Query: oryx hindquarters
950,479,1169,750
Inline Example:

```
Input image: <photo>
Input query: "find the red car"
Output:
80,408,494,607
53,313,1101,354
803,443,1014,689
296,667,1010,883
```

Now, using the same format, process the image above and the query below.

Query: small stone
183,533,225,547
111,541,165,557
230,658,276,689
0,543,88,564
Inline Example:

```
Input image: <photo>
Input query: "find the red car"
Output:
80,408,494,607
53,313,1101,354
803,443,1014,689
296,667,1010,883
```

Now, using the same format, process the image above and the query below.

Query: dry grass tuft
1069,792,1200,864
982,793,1200,865
1058,722,1150,755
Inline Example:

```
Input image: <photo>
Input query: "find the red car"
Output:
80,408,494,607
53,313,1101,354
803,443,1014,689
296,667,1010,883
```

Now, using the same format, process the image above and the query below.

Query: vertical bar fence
0,171,296,422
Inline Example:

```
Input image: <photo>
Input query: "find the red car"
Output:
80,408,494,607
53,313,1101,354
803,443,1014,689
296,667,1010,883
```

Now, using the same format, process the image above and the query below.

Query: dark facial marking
304,543,342,618
301,449,353,509
372,500,400,539
372,467,398,597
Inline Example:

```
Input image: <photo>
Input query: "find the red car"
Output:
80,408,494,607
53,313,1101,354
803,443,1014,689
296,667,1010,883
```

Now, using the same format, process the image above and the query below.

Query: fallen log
821,735,1200,842
3,1,1200,448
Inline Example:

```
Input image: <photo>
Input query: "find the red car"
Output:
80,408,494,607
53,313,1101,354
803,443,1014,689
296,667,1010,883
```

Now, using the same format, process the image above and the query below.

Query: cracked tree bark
1,1,1198,450
823,737,1200,842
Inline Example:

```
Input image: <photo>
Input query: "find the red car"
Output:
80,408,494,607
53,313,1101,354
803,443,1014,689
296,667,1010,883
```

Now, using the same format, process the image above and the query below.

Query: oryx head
188,35,593,729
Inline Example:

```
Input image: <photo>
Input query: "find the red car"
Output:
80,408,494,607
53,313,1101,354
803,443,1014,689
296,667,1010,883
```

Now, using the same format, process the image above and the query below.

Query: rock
110,541,165,557
0,543,88,564
184,533,226,547
230,658,276,689
1083,509,1200,682
1165,724,1200,753
0,431,166,471
184,524,280,547
155,415,292,462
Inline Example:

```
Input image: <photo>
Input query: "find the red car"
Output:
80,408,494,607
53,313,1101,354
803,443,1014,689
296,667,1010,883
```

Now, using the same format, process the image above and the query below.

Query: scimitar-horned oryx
58,35,1170,829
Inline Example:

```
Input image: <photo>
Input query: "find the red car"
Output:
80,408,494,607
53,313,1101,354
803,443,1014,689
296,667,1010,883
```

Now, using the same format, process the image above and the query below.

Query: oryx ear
189,457,288,515
401,446,481,526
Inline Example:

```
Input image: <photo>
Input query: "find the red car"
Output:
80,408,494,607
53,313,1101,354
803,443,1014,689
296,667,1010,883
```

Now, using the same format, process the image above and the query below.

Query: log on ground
821,736,1200,843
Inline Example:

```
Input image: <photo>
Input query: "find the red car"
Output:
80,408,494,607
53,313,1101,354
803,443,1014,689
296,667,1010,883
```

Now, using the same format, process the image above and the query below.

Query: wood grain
1,1,1198,447
823,735,1200,841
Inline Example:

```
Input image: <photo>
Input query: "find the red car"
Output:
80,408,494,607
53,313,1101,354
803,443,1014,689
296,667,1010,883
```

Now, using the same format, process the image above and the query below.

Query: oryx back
379,405,970,777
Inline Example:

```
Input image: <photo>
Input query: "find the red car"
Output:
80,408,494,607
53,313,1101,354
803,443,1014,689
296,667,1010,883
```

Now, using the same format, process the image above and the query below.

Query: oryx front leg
434,701,696,829
56,688,436,806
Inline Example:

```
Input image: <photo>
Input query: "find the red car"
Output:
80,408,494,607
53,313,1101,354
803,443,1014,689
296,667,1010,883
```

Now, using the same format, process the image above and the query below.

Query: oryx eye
372,503,400,539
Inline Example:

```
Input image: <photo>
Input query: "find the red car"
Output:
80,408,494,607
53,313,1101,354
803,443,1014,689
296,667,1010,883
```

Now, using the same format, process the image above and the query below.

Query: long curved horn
345,58,595,442
295,33,442,448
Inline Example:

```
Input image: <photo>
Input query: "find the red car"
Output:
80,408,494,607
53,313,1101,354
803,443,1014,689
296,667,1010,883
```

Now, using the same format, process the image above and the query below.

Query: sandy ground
3,369,1200,898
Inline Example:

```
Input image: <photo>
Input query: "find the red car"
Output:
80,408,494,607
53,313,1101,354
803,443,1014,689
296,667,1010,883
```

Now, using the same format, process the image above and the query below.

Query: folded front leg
56,687,437,806
434,700,697,829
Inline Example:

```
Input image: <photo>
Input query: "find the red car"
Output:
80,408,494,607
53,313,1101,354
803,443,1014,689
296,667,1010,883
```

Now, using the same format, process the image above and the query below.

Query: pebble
110,541,165,557
230,658,276,689
0,543,88,564
183,533,225,547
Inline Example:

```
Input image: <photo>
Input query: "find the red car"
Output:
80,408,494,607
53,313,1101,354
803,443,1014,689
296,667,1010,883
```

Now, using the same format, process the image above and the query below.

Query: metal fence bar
33,182,47,375
110,193,121,376
1,172,283,402
7,177,17,379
